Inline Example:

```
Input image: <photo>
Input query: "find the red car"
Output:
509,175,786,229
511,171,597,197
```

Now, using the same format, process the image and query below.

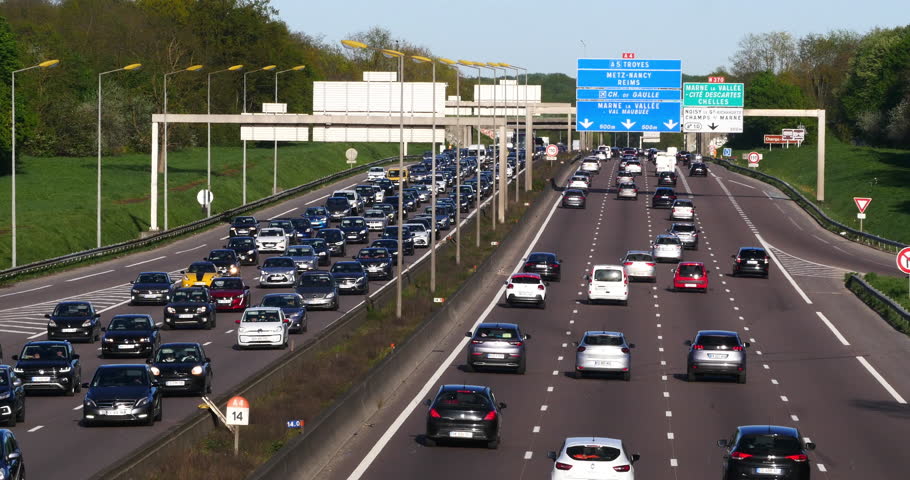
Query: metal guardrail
845,273,910,332
0,154,422,281
711,158,907,252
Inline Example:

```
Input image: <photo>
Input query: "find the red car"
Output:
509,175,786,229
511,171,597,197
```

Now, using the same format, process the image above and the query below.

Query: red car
209,277,251,311
672,262,709,293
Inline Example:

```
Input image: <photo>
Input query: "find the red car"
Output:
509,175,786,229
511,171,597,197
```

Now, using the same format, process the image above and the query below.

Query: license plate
217,299,230,304
594,361,612,366
32,376,51,382
118,344,137,349
61,328,79,333
165,380,186,387
747,260,758,264
487,353,505,359
449,431,472,438
179,314,195,318
103,408,132,416
685,283,697,288
707,353,728,359
756,467,783,475
142,294,158,298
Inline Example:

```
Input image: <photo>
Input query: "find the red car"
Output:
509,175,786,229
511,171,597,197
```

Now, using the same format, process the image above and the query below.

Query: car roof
591,264,623,269
738,247,766,252
477,322,519,329
333,261,362,266
24,340,72,346
212,276,243,281
564,437,624,448
138,271,169,275
678,261,705,267
96,364,148,370
439,384,488,393
697,330,739,337
656,234,678,239
56,301,91,306
737,425,800,438
245,307,282,312
159,342,202,349
583,331,623,337
111,314,153,319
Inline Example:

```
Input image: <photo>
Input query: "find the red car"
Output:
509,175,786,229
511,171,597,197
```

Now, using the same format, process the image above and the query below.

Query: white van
585,264,629,305
655,154,675,175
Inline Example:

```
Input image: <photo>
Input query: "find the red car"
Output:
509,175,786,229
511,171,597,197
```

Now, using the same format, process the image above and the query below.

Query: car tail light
764,257,770,264
471,340,484,344
730,452,752,460
537,284,545,290
509,341,524,346
621,347,630,353
577,346,586,352
483,411,497,421
429,408,441,418
786,454,808,462
613,465,631,472
506,284,514,289
735,257,742,263
623,262,633,266
549,263,559,268
732,346,744,351
692,344,704,350
555,462,573,470
525,262,535,268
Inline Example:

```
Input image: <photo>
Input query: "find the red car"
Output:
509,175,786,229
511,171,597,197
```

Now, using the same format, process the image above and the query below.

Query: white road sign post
196,189,214,213
345,148,358,169
897,247,910,301
545,144,558,161
854,197,872,232
747,151,761,168
226,396,250,456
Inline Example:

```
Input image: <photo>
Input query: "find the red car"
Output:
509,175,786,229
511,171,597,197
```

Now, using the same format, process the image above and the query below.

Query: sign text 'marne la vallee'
596,102,664,115
684,83,744,106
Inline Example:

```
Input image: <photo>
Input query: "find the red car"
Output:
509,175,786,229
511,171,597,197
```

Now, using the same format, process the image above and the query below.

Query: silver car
668,222,699,250
652,234,683,263
615,172,634,186
465,322,530,374
574,331,634,381
363,209,388,231
670,199,695,221
283,245,320,273
616,182,638,200
257,256,297,287
621,250,656,282
686,330,750,383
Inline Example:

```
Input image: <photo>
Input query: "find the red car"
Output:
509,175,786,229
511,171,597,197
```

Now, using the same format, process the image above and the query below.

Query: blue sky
271,0,906,76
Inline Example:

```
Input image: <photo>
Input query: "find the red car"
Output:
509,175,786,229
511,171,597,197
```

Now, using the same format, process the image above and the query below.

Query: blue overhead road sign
577,101,681,132
578,59,682,70
577,69,681,89
577,89,681,101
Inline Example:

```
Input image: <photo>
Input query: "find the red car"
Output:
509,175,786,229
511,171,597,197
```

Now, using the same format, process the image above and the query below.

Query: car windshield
261,295,300,308
584,335,624,346
155,346,200,363
92,367,150,387
306,207,327,216
187,263,216,273
737,434,802,455
697,335,740,349
510,276,541,284
319,230,342,241
20,344,68,360
434,391,491,410
678,264,705,277
109,316,153,330
365,210,384,218
302,239,326,248
260,229,284,237
527,253,554,263
299,275,333,287
565,445,621,462
53,303,91,316
268,221,292,230
211,278,244,289
208,251,233,261
341,219,366,228
657,237,681,245
229,238,254,248
476,327,519,340
373,240,396,250
136,273,169,284
326,198,349,209
264,258,294,268
233,217,256,225
290,219,310,229
358,249,389,259
171,290,207,303
242,310,281,323
593,269,622,281
625,253,654,262
287,246,315,256
332,263,363,273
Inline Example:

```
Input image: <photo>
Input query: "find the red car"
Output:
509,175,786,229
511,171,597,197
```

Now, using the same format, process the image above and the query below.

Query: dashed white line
815,312,850,346
65,269,115,282
273,207,299,217
27,426,43,433
781,395,789,402
524,451,533,460
125,256,167,268
225,329,234,334
73,404,83,410
547,386,554,392
175,244,207,254
667,432,674,439
540,405,548,412
203,341,212,346
670,458,678,467
533,426,540,433
791,415,800,422
665,410,672,417
817,464,827,472
0,285,53,298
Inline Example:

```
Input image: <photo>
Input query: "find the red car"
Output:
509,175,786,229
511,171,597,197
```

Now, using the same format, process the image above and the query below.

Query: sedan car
732,247,770,277
651,234,683,263
256,228,289,253
669,199,695,221
295,272,339,311
236,307,288,349
316,228,347,256
303,206,329,230
298,238,331,266
548,437,640,479
208,277,251,311
718,425,814,480
101,314,160,359
228,216,259,237
0,429,24,479
224,236,259,265
45,301,101,343
163,287,217,330
150,343,212,395
339,216,370,244
403,223,430,248
651,187,677,208
673,262,709,293
284,244,320,273
668,222,699,249
561,189,586,208
616,182,639,200
257,256,298,288
259,293,308,334
465,323,530,374
686,330,749,383
330,261,369,295
522,252,561,281
503,273,547,308
363,209,389,232
12,341,81,396
574,331,634,380
178,261,218,288
353,248,394,280
81,364,162,426
689,161,708,176
325,196,353,222
129,272,174,305
0,367,26,427
621,251,656,283
424,384,506,449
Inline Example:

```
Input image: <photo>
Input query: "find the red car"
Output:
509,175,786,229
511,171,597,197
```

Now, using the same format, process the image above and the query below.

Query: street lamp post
10,59,59,267
499,63,526,200
273,65,305,195
163,64,204,231
486,63,508,223
439,58,462,265
458,61,482,248
206,65,244,218
242,65,277,205
411,55,439,292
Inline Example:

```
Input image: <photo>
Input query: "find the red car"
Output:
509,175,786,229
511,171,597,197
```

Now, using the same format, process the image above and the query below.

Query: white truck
655,153,676,175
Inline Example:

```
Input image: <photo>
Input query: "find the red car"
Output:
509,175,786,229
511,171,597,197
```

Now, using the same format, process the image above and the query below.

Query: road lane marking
817,464,827,472
203,341,212,346
73,404,83,410
27,426,43,433
0,285,53,298
754,235,812,304
274,207,299,217
26,331,47,339
65,270,115,282
670,458,678,467
533,426,540,433
728,179,755,189
524,451,533,460
815,312,850,346
125,256,167,268
791,415,799,422
855,356,907,404
175,244,207,254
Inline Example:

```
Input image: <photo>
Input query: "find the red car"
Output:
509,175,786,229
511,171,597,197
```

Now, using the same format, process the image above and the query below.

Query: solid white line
305,194,331,206
273,207,299,218
98,299,132,314
815,312,850,346
125,256,167,268
27,330,47,339
728,179,756,189
220,235,230,240
346,194,563,480
0,285,53,298
27,426,43,433
73,404,83,411
175,244,207,254
755,234,812,304
0,328,36,335
855,356,907,404
65,269,115,283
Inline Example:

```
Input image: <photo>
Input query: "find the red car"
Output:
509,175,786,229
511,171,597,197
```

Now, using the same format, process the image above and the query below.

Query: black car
380,226,415,255
82,364,162,426
732,247,770,277
0,367,25,427
651,187,677,208
259,293,308,333
228,216,259,237
325,196,353,222
224,236,259,265
0,429,24,479
657,171,678,186
296,272,339,311
330,261,369,295
101,315,161,358
424,384,505,449
561,189,586,208
129,271,173,305
150,343,212,395
163,287,217,330
371,239,400,257
299,238,331,266
316,228,347,256
355,185,377,206
205,249,240,276
689,162,708,176
719,425,815,480
522,252,561,281
12,341,81,396
353,248,394,280
339,216,370,244
374,202,397,224
288,217,313,242
45,301,101,343
373,178,395,196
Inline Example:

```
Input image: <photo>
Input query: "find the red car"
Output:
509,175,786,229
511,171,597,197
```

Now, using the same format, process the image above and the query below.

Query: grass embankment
846,272,910,335
0,142,427,267
135,160,564,480
726,135,910,244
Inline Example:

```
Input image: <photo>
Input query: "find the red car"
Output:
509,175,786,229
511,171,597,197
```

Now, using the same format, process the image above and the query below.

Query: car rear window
593,269,622,281
739,249,766,259
678,265,704,277
737,434,802,455
625,253,654,262
584,335,623,346
674,200,693,207
476,327,519,339
211,278,243,289
565,445,622,461
672,224,696,233
243,310,281,323
527,253,554,263
434,391,491,410
697,335,740,348
657,237,681,245
511,276,541,284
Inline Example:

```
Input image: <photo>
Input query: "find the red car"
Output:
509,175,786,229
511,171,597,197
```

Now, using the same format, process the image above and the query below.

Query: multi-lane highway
319,155,908,479
0,159,508,479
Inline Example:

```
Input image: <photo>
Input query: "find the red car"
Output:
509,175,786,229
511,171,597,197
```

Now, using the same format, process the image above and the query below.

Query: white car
367,166,386,181
504,273,547,308
403,223,430,248
669,199,695,220
236,307,288,349
652,234,683,262
585,265,629,305
581,158,601,173
255,228,288,253
574,331,634,380
548,437,640,479
624,161,642,175
568,175,590,191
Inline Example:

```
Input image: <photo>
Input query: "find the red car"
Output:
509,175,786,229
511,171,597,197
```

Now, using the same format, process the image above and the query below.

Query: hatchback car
574,331,634,380
652,234,683,263
732,247,770,277
259,293,308,334
0,429,24,479
620,251,656,283
522,252,561,281
224,236,259,265
236,307,288,349
668,222,699,249
580,158,601,174
651,187,677,208
504,273,547,308
295,272,339,311
0,367,25,427
298,238,331,266
585,265,629,305
657,171,678,186
82,364,162,426
150,343,212,395
624,160,642,175
164,287,217,330
615,172,634,186
689,162,708,176
45,301,101,343
424,384,506,449
548,437,640,479
567,175,590,191
353,248,394,280
257,256,297,288
718,425,814,480
178,261,219,288
325,196,353,222
283,244,320,273
316,228,347,256
363,209,389,231
331,261,369,295
561,189,586,208
303,206,329,229
380,226,415,256
616,182,639,200
205,249,240,276
12,341,81,396
403,223,430,248
228,216,259,237
339,216,370,244
673,262,709,293
101,314,160,359
256,227,289,254
129,272,174,305
669,199,695,221
465,323,530,374
208,277,251,311
686,330,749,383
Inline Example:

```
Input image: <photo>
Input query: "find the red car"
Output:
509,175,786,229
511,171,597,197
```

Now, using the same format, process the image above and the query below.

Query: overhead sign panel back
683,83,745,107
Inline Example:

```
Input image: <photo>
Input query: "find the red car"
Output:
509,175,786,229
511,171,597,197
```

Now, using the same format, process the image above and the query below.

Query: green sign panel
683,83,744,107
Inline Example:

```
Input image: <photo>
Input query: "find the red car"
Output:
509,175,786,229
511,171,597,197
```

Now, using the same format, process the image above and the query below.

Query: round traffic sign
196,189,214,206
747,152,760,164
897,247,910,274
545,144,559,157
345,148,358,162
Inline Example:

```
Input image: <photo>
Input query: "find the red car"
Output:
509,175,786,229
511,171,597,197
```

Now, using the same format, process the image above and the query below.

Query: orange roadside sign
228,396,250,409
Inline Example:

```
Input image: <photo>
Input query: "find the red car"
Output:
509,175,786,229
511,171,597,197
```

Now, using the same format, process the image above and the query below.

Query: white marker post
226,396,250,456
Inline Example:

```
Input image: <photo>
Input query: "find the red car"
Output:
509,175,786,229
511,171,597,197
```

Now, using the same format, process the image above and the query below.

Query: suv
129,272,174,305
621,251,656,283
150,342,212,395
164,287,217,330
367,166,386,181
616,182,638,200
0,367,25,426
465,323,530,374
424,384,506,449
12,341,81,396
732,247,770,277
668,222,699,250
718,425,815,480
651,187,677,208
82,364,162,426
574,331,635,381
657,171,678,186
686,330,750,383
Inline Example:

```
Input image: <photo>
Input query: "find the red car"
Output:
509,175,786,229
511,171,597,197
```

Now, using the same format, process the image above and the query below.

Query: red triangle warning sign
853,197,871,214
